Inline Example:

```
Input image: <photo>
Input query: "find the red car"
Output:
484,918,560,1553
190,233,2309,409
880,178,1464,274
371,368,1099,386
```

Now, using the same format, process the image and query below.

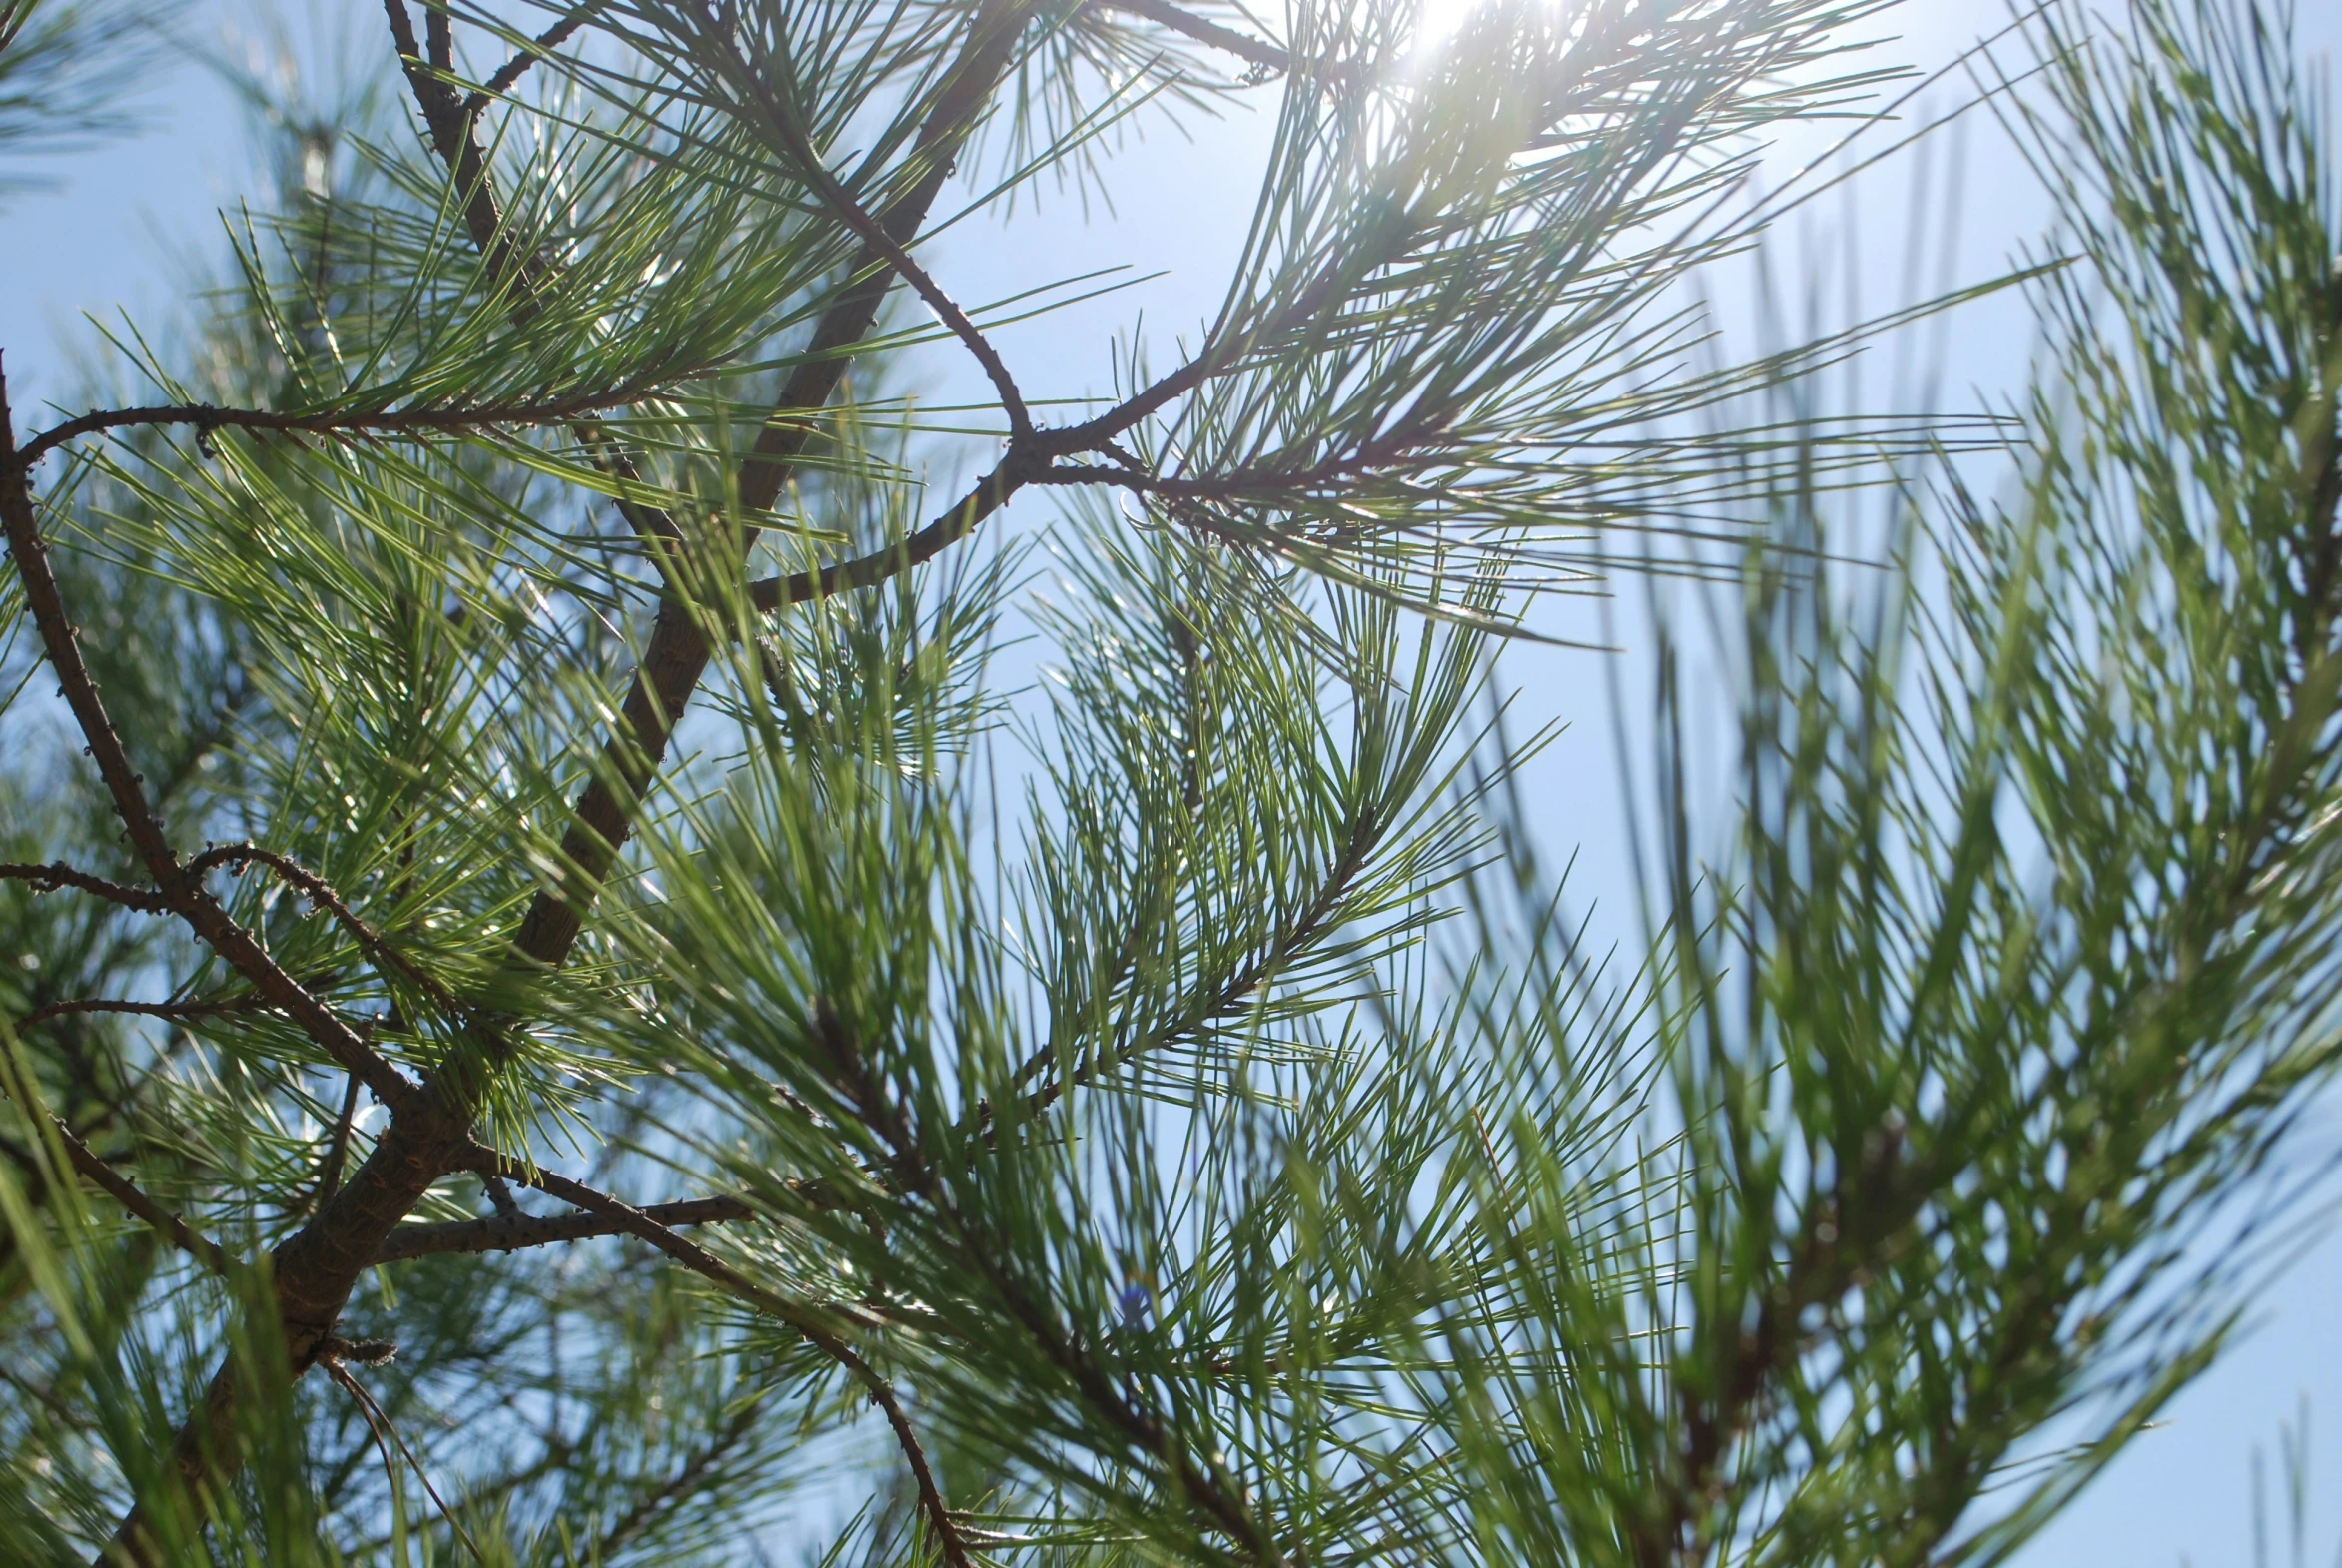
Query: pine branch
382,4,694,575
980,1254,1292,1566
494,0,1035,994
21,1112,234,1277
588,1394,763,1560
1,365,423,1120
813,1011,1278,1566
705,8,1033,435
386,0,543,312
1031,243,1366,456
82,11,1043,1554
372,1193,754,1261
1010,802,1382,1123
461,1144,972,1565
12,390,669,471
184,842,455,1012
0,859,171,913
747,456,1024,610
1094,0,1290,76
15,995,272,1031
460,3,601,120
1637,1127,1911,1568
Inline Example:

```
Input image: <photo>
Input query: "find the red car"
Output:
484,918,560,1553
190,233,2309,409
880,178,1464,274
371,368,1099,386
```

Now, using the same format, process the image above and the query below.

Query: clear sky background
3,2,2339,1563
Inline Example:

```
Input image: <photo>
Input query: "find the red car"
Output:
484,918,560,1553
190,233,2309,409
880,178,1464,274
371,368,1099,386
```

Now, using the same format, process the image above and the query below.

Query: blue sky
4,2,2340,1562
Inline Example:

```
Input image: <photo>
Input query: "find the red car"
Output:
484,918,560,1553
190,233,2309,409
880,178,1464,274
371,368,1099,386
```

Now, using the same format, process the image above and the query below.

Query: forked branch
1,368,421,1118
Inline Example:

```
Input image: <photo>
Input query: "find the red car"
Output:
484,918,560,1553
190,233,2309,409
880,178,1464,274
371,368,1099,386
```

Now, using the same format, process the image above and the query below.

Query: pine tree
1,0,2337,1563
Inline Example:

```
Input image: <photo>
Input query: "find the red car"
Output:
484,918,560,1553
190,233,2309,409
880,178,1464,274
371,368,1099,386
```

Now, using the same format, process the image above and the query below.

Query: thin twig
856,1359,972,1568
42,1116,231,1276
373,1194,754,1261
12,389,662,471
460,1145,970,1566
15,995,271,1032
705,7,1032,436
0,860,171,913
186,843,455,1012
1096,0,1290,75
461,4,600,119
1034,248,1361,455
747,455,1027,610
322,1355,486,1565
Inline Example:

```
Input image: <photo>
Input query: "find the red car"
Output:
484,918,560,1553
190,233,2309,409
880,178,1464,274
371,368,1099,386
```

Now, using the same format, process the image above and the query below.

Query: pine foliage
0,0,2338,1564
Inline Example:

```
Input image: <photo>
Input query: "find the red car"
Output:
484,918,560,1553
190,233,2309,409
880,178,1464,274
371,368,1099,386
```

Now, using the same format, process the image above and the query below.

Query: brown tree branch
0,860,172,913
92,6,1036,1555
460,1145,969,1568
16,996,271,1032
185,843,455,1013
13,390,663,471
373,1193,754,1261
38,1114,232,1276
747,455,1026,611
491,0,1034,1000
2,366,422,1121
387,0,543,303
706,12,1032,436
461,4,600,120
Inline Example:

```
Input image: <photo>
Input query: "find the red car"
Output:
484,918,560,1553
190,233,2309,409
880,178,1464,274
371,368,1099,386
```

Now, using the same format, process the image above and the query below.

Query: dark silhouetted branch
462,4,600,119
